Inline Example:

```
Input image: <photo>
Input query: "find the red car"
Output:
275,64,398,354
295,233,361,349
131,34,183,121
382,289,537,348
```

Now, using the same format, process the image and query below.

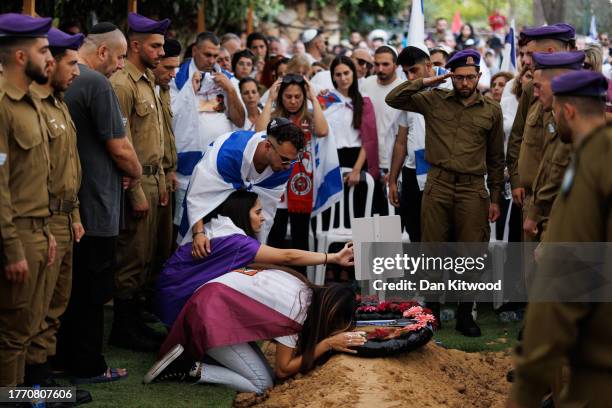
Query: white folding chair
387,198,412,244
314,168,375,285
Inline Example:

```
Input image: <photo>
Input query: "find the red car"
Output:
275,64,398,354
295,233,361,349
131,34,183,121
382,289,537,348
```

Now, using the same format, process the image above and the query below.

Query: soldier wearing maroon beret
506,23,575,236
24,29,92,404
387,48,505,337
509,70,611,408
0,13,54,388
109,12,170,352
522,51,585,240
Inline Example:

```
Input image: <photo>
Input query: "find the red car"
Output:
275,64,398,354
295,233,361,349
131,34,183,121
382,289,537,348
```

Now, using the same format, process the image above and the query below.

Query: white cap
368,29,389,43
302,29,320,44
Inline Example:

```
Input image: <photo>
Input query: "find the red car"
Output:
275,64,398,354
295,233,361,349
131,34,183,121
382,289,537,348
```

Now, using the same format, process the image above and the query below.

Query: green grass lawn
61,304,520,407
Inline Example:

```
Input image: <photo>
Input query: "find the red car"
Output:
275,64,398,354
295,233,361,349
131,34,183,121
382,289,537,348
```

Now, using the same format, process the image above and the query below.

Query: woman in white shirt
322,56,379,217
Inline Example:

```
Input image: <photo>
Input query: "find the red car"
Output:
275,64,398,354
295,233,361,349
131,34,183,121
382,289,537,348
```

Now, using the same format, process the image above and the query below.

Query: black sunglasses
355,58,371,67
282,74,305,84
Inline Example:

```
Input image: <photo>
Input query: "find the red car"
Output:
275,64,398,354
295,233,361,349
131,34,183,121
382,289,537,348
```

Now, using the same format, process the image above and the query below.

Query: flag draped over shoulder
177,130,292,244
311,130,343,215
160,269,309,360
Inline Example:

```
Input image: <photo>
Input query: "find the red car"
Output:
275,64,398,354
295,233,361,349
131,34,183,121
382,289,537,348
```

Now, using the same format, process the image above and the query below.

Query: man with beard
523,51,584,240
505,24,574,241
24,28,91,404
151,38,180,311
110,12,169,352
362,45,404,216
55,21,140,384
386,49,504,336
508,70,611,408
0,13,56,388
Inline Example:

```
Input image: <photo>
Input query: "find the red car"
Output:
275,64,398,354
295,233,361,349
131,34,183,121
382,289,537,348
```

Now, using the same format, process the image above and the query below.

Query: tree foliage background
1,0,610,36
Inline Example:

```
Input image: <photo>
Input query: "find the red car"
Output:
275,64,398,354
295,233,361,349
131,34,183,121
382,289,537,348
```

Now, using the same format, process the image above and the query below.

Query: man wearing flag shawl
177,118,304,256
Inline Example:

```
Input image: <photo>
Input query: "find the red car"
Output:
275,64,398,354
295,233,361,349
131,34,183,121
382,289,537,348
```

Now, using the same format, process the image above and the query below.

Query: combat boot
455,302,482,337
109,298,160,352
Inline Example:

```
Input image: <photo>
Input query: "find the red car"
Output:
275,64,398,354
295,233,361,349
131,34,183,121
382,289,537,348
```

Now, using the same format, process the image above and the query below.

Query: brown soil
234,342,512,408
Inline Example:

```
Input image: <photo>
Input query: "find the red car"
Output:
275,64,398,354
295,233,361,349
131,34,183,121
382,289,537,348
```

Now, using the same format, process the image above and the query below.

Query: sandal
71,367,128,384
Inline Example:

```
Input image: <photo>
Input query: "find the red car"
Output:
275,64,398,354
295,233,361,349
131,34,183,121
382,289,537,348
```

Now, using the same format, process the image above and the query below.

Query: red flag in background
451,10,462,35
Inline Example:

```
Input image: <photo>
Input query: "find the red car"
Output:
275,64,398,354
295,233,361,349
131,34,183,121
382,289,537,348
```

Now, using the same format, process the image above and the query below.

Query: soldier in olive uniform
386,49,505,336
25,28,85,390
110,13,169,351
505,24,574,242
0,13,55,387
509,71,612,408
523,51,584,240
150,38,180,299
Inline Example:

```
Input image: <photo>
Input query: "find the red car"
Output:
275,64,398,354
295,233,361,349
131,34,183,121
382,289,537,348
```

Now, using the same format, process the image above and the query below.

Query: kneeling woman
148,191,365,393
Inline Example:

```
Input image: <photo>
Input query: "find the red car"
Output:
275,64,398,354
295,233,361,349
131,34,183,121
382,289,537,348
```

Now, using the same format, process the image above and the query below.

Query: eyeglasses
268,138,300,166
355,58,371,67
452,74,478,82
281,74,305,85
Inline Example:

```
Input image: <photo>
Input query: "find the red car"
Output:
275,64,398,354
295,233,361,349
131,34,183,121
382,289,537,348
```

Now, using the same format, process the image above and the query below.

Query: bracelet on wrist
192,231,205,237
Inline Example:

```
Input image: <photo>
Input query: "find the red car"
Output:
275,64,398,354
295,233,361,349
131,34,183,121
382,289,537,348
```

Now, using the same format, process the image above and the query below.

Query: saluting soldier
509,71,612,408
110,12,169,351
25,28,88,396
150,38,180,308
523,51,584,240
505,24,574,241
386,49,505,337
0,13,55,387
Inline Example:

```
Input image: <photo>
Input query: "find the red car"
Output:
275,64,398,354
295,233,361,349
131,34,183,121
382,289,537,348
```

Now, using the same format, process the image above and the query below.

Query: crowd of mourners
1,8,611,407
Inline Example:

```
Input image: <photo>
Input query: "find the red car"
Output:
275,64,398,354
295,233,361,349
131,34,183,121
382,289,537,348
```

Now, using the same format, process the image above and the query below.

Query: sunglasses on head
281,74,305,84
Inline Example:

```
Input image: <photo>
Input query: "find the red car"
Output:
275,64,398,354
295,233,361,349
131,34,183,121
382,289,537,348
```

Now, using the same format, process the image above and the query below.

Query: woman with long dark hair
156,190,352,328
455,23,477,51
255,73,330,266
325,56,379,187
147,191,362,394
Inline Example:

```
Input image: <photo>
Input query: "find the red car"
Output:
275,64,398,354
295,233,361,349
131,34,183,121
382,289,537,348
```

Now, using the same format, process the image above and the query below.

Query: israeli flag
177,130,292,245
407,0,426,50
501,20,517,73
589,15,598,42
311,130,343,215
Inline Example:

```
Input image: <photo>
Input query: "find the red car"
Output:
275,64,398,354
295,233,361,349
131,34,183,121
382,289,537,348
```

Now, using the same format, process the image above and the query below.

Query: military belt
430,167,482,185
142,164,159,176
49,197,77,214
14,217,48,229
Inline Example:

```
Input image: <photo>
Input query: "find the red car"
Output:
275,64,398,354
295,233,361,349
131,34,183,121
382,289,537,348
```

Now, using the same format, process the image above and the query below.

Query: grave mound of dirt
234,342,512,408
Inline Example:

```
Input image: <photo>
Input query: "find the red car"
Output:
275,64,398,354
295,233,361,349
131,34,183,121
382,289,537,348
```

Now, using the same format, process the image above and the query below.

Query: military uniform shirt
158,86,177,174
30,83,81,223
511,124,612,407
0,77,51,263
526,112,571,228
516,101,546,191
386,78,505,203
506,82,537,189
111,60,165,205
